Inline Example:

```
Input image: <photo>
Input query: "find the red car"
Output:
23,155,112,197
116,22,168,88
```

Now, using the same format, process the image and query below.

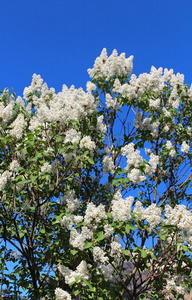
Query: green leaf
19,232,25,239
125,222,135,234
70,249,78,255
74,289,81,296
96,232,106,242
84,241,93,249
88,157,95,165
140,250,148,258
122,249,130,256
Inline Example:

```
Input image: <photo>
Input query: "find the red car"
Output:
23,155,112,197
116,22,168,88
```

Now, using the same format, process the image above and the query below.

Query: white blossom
79,136,96,151
145,153,159,177
166,140,172,150
165,205,192,232
128,168,146,184
86,81,96,93
64,129,81,144
93,247,109,263
111,191,133,222
9,160,20,173
170,149,176,157
163,125,170,132
88,48,133,80
0,171,11,191
40,162,52,173
63,190,80,213
96,263,114,280
103,155,116,174
134,202,161,231
97,115,107,133
165,276,188,296
121,143,143,170
84,203,107,226
9,114,26,139
105,93,118,110
181,141,190,153
69,226,93,251
149,98,160,108
0,102,14,123
110,236,122,258
58,261,90,286
104,224,114,237
163,107,171,117
55,288,71,300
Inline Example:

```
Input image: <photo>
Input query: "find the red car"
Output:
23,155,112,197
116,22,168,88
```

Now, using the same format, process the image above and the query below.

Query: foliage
0,48,192,300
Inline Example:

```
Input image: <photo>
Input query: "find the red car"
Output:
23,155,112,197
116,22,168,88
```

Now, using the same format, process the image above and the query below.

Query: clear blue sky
1,0,192,96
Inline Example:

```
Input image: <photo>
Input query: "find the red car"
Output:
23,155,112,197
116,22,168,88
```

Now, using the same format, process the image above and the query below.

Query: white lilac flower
0,102,14,123
170,149,176,157
97,115,107,133
55,288,71,300
142,118,159,137
86,81,96,93
111,191,133,222
9,114,26,139
112,78,122,93
79,136,96,151
145,153,159,177
84,203,107,225
64,129,81,144
88,48,133,80
110,239,122,258
26,76,97,125
0,171,11,191
134,202,161,231
149,98,160,108
121,143,143,170
40,162,52,173
164,204,192,232
69,226,93,251
59,214,83,230
69,228,85,250
103,155,116,174
63,190,80,213
23,74,43,100
163,107,171,117
93,247,109,263
58,261,90,286
104,224,114,237
164,125,170,132
181,141,190,153
105,93,118,110
96,263,114,280
73,215,84,224
166,140,172,150
60,215,74,230
28,116,42,132
9,160,20,173
128,168,146,184
16,96,25,107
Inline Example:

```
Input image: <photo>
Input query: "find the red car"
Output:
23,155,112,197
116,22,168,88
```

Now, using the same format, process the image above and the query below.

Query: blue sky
1,0,192,96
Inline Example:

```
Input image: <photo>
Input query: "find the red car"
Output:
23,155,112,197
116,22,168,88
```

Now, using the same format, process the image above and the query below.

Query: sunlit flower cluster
88,48,133,80
58,260,90,286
